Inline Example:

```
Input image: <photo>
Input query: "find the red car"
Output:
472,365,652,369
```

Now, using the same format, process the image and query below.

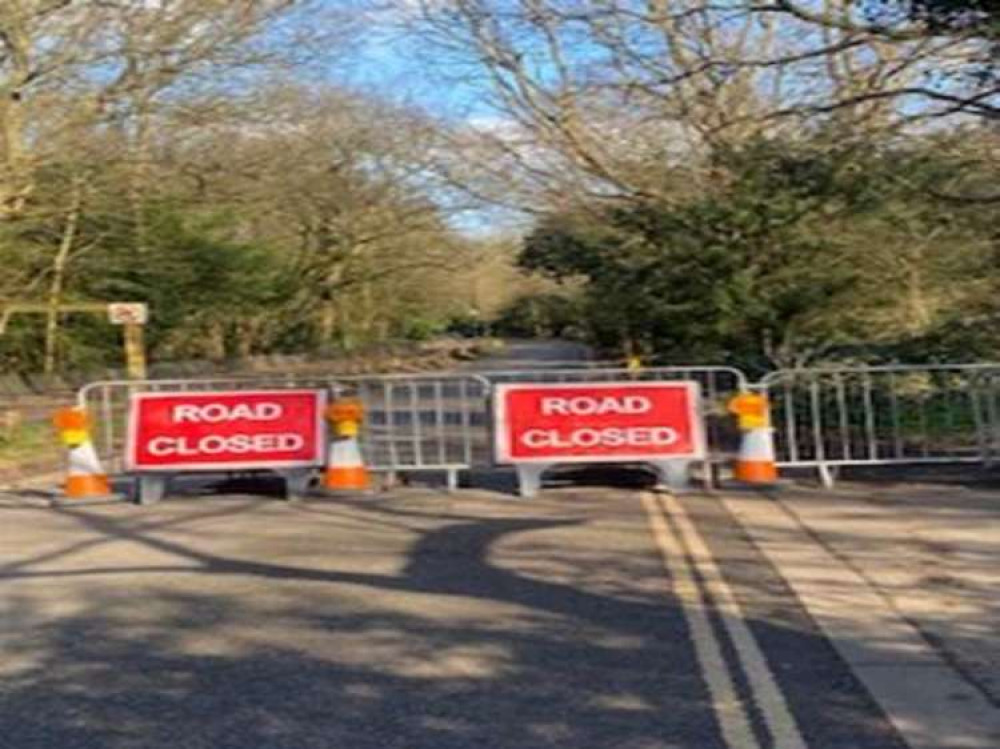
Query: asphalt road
465,339,597,370
0,482,955,749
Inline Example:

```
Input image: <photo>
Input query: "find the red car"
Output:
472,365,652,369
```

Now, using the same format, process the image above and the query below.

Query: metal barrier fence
78,362,1000,488
77,366,748,481
971,369,1000,466
478,367,749,465
78,373,492,484
761,364,1000,484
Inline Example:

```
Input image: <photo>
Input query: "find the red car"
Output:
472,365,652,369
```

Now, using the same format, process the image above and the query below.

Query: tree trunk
127,88,155,255
0,20,33,219
318,261,348,350
905,251,932,334
337,295,354,350
235,321,254,358
360,280,378,341
206,321,226,360
43,179,84,374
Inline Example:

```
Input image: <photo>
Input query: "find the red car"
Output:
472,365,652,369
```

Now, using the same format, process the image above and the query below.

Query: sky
326,8,525,235
328,7,495,124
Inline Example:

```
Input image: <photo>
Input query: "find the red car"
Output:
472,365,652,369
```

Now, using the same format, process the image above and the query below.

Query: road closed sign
494,381,704,464
127,389,326,471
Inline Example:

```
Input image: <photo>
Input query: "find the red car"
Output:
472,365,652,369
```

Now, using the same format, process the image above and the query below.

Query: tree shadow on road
0,495,908,749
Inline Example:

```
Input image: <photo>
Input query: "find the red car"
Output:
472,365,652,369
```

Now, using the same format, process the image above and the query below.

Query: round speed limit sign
107,303,149,325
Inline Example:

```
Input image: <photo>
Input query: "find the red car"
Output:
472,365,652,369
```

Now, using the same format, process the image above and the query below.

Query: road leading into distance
465,338,597,370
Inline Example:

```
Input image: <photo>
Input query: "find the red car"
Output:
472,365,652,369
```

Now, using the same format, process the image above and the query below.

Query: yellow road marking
660,492,808,749
640,492,760,749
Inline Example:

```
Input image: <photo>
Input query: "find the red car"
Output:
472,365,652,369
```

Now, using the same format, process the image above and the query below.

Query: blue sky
330,12,495,123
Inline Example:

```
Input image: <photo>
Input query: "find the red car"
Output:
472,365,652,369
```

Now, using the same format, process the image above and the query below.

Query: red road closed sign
494,382,704,463
127,389,326,471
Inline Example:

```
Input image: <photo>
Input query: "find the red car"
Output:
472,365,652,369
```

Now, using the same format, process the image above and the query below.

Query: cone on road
728,393,779,485
733,424,778,484
52,407,114,500
323,437,371,491
321,397,371,492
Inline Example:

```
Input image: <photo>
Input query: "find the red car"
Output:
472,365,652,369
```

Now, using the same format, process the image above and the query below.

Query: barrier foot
702,460,720,493
817,464,837,489
650,460,694,493
515,464,549,498
382,470,399,491
281,469,313,502
137,474,168,505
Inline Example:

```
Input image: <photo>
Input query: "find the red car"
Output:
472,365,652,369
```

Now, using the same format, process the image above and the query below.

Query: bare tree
154,85,472,353
0,2,110,219
0,1,362,367
403,0,996,210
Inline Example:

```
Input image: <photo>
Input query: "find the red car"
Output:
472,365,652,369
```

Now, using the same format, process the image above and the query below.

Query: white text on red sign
494,382,703,464
128,390,325,471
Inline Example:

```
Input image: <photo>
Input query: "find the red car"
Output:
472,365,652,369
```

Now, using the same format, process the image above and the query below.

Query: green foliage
0,203,289,369
81,207,286,359
519,136,998,371
0,419,59,470
0,145,469,372
401,317,446,341
493,292,584,339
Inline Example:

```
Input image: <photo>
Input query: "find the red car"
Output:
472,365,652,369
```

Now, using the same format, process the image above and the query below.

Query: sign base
279,468,313,501
515,464,549,498
514,459,695,498
649,460,695,493
135,468,315,504
137,474,168,505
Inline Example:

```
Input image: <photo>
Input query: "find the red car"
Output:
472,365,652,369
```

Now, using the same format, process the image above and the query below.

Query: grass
0,418,62,473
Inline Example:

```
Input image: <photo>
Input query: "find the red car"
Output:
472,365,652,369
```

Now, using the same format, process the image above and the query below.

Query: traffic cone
733,426,778,484
52,407,114,500
321,397,371,492
323,436,371,492
728,392,779,485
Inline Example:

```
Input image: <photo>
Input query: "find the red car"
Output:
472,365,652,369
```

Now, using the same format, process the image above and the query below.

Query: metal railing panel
970,370,1000,465
76,362,1000,483
762,365,1000,469
77,373,492,475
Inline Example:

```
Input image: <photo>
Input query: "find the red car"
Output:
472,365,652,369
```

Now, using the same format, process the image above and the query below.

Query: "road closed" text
520,426,678,449
147,433,304,456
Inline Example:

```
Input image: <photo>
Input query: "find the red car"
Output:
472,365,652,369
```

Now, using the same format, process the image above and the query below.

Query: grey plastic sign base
135,468,314,505
514,459,694,498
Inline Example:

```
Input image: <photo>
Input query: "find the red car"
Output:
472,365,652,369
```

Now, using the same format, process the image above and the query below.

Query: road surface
465,339,596,370
3,482,998,749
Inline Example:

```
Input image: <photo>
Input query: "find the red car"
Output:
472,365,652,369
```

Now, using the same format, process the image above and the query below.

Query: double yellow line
641,492,808,749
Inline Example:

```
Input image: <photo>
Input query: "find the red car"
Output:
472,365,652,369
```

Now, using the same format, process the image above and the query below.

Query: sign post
108,303,149,380
493,381,705,497
127,389,326,503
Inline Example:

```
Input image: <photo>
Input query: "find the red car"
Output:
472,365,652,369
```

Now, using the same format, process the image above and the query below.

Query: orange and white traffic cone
733,424,778,484
321,397,371,492
728,392,779,485
52,407,115,501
